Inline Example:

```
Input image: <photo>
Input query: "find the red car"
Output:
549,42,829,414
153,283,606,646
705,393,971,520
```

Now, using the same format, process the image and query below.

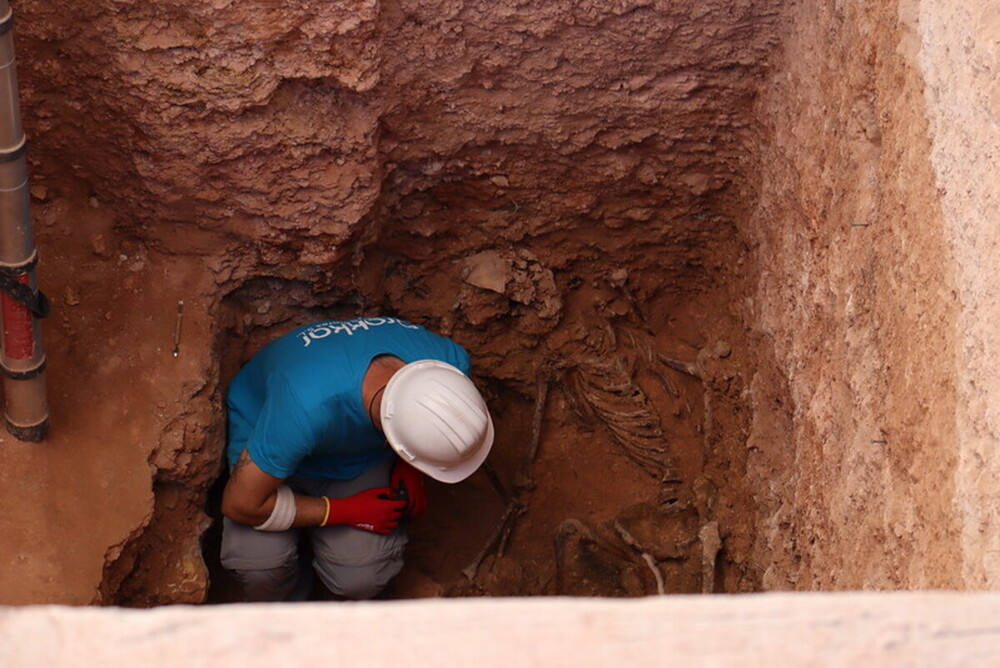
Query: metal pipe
0,0,48,442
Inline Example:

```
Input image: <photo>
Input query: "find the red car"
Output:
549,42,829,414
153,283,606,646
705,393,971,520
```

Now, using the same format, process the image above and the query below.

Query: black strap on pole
0,262,50,319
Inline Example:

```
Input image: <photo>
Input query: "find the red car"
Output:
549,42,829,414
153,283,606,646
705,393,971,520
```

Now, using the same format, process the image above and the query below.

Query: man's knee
313,555,404,600
228,558,307,602
331,568,385,601
310,521,407,600
220,517,304,602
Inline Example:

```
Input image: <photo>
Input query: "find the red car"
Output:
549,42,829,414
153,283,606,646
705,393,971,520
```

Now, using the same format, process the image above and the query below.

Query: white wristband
254,484,296,532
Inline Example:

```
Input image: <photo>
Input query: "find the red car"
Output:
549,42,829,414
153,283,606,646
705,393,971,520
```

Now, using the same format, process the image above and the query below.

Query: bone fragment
699,521,722,594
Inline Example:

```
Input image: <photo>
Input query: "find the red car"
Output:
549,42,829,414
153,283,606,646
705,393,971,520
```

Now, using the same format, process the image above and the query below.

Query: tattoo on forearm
232,449,252,475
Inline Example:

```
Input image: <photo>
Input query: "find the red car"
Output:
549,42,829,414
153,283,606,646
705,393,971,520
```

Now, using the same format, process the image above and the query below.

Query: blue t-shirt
226,317,471,480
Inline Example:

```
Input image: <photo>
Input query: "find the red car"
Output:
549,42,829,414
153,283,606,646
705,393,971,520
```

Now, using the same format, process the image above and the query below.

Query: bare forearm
221,449,331,528
220,451,399,532
222,488,328,528
290,492,328,528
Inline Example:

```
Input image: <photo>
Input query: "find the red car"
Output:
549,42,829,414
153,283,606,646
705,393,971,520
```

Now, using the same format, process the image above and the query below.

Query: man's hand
391,459,427,519
327,487,407,534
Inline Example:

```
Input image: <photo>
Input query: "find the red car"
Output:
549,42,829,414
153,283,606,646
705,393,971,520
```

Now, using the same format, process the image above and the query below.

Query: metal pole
0,0,48,442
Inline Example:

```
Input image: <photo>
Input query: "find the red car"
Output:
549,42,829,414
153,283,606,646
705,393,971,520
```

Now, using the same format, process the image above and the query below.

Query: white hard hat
380,359,494,483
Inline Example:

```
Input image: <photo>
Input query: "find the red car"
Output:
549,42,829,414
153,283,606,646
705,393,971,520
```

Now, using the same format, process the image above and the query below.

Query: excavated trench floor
201,239,756,602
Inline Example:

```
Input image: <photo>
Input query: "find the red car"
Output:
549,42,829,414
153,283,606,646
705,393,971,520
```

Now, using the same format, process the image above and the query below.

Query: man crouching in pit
221,316,494,602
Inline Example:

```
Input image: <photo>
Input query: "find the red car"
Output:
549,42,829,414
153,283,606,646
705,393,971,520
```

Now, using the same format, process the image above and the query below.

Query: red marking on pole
2,273,35,360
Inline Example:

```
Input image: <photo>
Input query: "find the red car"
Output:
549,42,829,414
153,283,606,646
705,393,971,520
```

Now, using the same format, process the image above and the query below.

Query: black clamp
0,256,50,319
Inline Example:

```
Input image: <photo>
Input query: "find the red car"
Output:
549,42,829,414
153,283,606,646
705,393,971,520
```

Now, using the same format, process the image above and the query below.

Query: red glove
391,459,427,519
324,487,406,534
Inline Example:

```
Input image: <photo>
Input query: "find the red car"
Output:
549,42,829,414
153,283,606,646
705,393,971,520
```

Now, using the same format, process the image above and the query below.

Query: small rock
462,251,510,294
490,175,510,188
63,286,80,306
399,198,425,219
714,340,732,359
36,208,57,227
636,164,658,185
89,196,100,209
680,172,712,196
129,260,145,272
607,298,630,316
90,234,109,258
29,184,48,202
624,207,653,221
609,268,629,287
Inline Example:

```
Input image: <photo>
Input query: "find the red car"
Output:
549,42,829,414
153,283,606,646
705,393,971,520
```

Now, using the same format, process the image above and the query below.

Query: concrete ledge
2,593,999,666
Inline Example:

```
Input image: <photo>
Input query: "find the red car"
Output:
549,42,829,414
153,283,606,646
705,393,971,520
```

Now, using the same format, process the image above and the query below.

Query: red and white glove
323,487,406,534
391,459,428,519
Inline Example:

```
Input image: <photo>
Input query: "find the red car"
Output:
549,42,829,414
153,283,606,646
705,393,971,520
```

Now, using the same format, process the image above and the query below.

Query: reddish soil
3,0,980,605
203,274,751,601
0,0,785,604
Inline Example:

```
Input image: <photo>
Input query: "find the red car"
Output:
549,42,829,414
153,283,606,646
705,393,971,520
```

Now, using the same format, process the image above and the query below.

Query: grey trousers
221,456,407,602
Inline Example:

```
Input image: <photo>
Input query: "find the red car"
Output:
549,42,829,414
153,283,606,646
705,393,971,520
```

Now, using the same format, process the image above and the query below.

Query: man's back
225,317,470,480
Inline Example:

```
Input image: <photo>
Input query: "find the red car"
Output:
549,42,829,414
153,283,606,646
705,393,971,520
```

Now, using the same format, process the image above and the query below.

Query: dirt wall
742,0,1000,590
917,1,1000,587
2,0,786,604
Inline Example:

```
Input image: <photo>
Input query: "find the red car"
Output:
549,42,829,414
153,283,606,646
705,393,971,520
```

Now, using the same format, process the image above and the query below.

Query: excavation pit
1,0,998,607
